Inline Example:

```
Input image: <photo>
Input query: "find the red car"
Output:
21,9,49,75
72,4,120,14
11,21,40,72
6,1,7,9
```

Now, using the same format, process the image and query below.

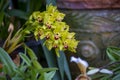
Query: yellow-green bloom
26,5,79,57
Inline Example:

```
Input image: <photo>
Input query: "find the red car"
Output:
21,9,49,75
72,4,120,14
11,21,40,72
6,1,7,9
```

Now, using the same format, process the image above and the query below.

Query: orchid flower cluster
25,5,79,56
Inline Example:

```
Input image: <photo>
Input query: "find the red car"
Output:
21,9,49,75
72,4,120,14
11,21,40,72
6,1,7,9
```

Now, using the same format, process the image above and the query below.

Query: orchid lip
70,56,89,68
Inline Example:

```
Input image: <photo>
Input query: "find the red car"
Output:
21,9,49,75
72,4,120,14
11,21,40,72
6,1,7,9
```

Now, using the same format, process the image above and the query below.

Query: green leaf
63,52,72,80
0,0,4,10
40,40,57,67
38,70,56,80
39,73,45,80
24,45,42,69
12,77,23,80
5,9,29,20
40,40,61,80
113,74,120,80
58,51,72,80
24,45,37,60
19,61,28,72
41,40,72,80
57,51,64,80
44,71,56,80
0,47,17,75
106,47,120,61
0,0,9,11
39,68,58,73
19,52,31,66
14,68,25,79
27,0,43,13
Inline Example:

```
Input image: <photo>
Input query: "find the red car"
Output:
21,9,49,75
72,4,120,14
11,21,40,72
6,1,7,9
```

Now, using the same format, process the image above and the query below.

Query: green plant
1,1,79,80
0,0,46,41
24,5,79,80
1,0,59,55
89,46,120,80
106,47,120,80
1,3,79,80
0,45,57,80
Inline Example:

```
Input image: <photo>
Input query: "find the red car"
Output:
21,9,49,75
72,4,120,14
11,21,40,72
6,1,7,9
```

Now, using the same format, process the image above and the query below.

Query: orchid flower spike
71,56,91,80
71,56,89,75
71,56,89,68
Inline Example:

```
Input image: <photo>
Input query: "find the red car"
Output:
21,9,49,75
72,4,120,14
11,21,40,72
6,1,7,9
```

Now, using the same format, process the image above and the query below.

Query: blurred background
57,0,120,78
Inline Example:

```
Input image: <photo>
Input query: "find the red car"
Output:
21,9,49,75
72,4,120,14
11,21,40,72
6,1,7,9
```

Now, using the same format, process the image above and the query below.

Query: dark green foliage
91,47,120,80
0,47,57,80
0,0,73,80
107,47,120,61
41,39,72,80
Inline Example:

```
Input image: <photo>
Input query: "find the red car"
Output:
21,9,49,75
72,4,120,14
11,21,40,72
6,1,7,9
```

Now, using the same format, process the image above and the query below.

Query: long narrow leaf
58,51,72,80
112,74,120,80
44,71,56,80
107,47,120,61
0,47,16,75
27,0,43,13
63,52,72,80
24,45,42,69
19,52,31,66
40,40,57,67
107,48,116,61
5,9,29,20
38,68,58,73
57,51,64,80
40,40,61,80
0,0,9,11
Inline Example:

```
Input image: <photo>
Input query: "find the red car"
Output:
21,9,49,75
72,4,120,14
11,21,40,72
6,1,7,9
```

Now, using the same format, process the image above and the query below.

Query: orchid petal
100,69,113,74
87,68,99,75
70,56,89,68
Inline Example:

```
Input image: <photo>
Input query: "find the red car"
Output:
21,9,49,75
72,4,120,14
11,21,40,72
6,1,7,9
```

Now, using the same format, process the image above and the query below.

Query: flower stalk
71,56,91,80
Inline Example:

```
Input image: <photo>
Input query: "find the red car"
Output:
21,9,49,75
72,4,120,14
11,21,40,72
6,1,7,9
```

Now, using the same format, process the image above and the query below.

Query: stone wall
57,0,120,9
57,0,120,78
